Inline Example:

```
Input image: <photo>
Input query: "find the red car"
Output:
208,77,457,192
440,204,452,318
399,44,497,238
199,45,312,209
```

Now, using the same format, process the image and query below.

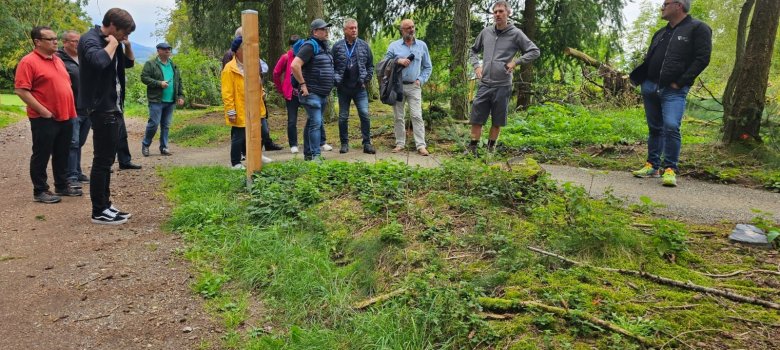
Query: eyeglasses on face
661,1,678,9
36,37,58,42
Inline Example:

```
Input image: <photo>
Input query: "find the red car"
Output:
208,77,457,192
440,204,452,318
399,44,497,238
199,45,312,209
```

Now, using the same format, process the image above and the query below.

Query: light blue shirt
383,39,433,84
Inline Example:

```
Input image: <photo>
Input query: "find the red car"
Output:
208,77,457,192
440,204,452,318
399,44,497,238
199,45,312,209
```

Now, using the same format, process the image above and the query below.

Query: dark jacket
301,38,335,97
375,57,405,105
141,57,184,103
78,25,134,114
331,38,374,88
630,15,712,88
56,49,79,101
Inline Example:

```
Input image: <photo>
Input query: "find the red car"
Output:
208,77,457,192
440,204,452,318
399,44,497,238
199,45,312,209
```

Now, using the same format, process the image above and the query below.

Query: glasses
661,1,678,9
36,37,58,42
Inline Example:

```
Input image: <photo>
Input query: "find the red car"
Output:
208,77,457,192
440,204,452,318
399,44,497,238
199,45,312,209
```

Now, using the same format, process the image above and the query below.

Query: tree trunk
722,0,755,117
516,0,537,110
305,0,335,123
449,0,470,120
306,0,324,23
267,0,285,69
722,0,780,144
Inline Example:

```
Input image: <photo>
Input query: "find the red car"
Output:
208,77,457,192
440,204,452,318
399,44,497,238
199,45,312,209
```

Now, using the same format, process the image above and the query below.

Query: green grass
164,160,779,349
1,94,25,106
0,105,25,128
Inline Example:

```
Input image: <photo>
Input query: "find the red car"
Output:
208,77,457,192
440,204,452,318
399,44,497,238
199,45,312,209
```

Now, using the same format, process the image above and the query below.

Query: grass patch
0,94,24,106
165,160,779,349
0,105,25,128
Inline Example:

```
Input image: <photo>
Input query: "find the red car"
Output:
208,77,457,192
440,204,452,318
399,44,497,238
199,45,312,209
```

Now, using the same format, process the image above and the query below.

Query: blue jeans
286,97,326,147
300,93,329,158
641,80,689,171
230,126,245,166
337,87,371,145
142,102,175,150
68,115,91,181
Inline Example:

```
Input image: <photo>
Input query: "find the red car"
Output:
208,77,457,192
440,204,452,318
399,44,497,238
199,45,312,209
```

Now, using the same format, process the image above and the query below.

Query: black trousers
89,112,121,215
230,126,246,166
116,115,132,165
29,118,72,195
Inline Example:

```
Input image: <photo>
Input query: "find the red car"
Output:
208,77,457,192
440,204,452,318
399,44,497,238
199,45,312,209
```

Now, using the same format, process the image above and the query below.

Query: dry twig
352,288,407,310
527,246,780,310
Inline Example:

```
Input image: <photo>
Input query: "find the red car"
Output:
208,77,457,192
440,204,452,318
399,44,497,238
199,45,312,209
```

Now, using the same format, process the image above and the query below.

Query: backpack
292,38,320,56
291,38,320,88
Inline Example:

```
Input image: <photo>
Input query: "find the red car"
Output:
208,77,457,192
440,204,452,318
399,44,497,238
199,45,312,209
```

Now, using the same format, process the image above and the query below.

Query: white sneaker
290,146,299,154
109,205,132,219
262,155,273,164
232,163,246,170
321,143,333,151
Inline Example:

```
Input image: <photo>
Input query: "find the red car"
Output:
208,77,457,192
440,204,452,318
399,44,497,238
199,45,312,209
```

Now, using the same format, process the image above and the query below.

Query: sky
83,0,665,48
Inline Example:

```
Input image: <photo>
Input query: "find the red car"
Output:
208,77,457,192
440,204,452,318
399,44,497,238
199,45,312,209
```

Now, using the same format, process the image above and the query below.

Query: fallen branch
650,304,700,310
527,246,780,310
478,297,657,347
73,305,119,323
352,288,407,310
699,269,780,278
727,316,780,328
660,328,721,349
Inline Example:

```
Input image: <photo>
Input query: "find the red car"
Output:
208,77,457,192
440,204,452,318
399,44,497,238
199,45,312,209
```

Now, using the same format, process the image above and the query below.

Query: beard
403,33,415,41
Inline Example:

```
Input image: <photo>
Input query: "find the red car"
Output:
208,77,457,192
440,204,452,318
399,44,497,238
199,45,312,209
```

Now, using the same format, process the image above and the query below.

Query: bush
125,50,223,107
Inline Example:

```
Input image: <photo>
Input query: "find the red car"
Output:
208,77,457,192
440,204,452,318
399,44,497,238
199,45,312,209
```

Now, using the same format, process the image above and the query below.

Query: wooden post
241,10,263,183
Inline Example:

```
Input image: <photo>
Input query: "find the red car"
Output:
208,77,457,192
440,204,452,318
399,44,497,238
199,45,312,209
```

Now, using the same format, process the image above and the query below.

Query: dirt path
0,118,220,350
2,116,778,349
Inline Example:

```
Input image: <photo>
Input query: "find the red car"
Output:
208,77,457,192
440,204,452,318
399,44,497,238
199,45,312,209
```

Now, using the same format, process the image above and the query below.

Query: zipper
658,26,678,90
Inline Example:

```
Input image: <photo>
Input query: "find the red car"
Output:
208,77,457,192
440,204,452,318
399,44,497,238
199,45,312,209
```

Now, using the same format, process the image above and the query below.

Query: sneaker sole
91,216,128,225
34,198,61,204
56,192,83,197
632,173,661,178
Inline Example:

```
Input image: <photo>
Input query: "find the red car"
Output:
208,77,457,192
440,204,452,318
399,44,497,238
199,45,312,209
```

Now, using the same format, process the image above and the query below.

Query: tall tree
450,0,471,119
268,0,285,65
722,0,780,144
721,0,755,118
516,0,537,109
306,0,324,23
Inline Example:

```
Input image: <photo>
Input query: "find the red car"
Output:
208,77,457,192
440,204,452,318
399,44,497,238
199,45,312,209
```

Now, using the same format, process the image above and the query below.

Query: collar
667,15,691,29
33,49,54,60
156,57,171,65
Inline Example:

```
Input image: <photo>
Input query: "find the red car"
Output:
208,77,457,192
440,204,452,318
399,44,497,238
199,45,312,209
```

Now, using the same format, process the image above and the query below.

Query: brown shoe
392,145,404,153
417,147,430,156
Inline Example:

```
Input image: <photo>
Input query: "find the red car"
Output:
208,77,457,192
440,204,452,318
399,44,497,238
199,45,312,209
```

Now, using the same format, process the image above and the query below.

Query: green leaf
767,230,780,243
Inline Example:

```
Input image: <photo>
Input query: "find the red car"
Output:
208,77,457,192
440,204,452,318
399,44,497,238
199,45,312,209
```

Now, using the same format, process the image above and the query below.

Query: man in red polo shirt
15,26,81,203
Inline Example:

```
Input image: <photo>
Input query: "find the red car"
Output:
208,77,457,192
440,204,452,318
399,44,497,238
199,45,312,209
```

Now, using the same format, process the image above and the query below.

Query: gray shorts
469,84,512,127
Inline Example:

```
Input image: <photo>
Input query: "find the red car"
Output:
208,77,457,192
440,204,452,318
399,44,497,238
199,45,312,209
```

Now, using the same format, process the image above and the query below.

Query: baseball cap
310,19,332,30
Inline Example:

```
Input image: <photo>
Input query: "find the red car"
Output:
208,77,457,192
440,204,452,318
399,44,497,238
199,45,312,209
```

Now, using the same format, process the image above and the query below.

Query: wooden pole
241,10,263,183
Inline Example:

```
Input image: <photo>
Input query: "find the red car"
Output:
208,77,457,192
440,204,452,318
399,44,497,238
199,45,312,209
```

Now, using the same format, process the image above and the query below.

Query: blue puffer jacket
301,38,335,97
331,38,374,87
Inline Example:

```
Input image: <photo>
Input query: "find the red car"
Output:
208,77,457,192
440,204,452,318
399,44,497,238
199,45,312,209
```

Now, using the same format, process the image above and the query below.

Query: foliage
0,104,25,129
651,219,688,258
165,160,780,349
501,103,647,153
0,0,90,90
126,50,222,107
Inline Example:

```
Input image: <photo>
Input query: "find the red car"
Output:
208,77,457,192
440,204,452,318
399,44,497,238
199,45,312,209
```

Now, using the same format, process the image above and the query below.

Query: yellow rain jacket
221,57,266,127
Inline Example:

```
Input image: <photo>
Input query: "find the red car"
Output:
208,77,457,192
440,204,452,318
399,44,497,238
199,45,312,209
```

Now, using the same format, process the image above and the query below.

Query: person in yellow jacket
222,36,272,169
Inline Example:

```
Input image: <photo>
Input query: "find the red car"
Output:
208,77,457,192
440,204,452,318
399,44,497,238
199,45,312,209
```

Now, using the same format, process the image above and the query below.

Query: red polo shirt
14,50,76,121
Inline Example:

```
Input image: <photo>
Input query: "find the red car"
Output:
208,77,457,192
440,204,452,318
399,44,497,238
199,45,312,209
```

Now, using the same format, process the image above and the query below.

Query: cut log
564,47,637,104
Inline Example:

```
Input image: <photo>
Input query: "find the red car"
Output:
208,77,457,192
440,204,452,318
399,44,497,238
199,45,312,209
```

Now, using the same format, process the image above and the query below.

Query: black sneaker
108,205,132,219
463,143,478,157
119,162,142,170
68,180,82,190
141,145,150,157
55,187,83,197
33,191,61,204
78,174,90,183
340,144,349,154
363,144,376,154
264,143,284,151
91,209,128,225
160,148,172,156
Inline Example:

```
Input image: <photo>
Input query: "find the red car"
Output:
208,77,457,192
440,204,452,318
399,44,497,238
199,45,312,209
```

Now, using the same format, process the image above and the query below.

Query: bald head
400,19,415,42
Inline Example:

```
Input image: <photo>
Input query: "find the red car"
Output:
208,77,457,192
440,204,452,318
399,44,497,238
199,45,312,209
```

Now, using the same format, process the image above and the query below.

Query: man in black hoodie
629,0,711,187
78,8,136,225
56,30,91,189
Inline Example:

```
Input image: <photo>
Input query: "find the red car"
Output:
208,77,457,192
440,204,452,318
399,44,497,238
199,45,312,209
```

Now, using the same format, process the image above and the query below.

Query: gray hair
676,0,691,12
491,1,512,16
235,27,243,38
344,18,357,28
60,30,80,40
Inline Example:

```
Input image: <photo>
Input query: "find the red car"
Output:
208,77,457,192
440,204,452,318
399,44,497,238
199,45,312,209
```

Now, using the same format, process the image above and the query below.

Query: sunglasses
661,1,678,9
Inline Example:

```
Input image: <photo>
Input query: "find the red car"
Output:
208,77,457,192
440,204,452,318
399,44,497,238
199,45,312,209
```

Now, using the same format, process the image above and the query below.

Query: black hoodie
55,49,79,102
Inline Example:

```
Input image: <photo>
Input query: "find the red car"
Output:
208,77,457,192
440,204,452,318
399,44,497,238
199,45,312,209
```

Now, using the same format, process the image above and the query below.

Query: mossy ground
164,158,779,349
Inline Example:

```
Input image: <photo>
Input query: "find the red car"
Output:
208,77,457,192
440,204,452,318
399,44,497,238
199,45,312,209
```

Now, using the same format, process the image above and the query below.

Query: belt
402,81,415,84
